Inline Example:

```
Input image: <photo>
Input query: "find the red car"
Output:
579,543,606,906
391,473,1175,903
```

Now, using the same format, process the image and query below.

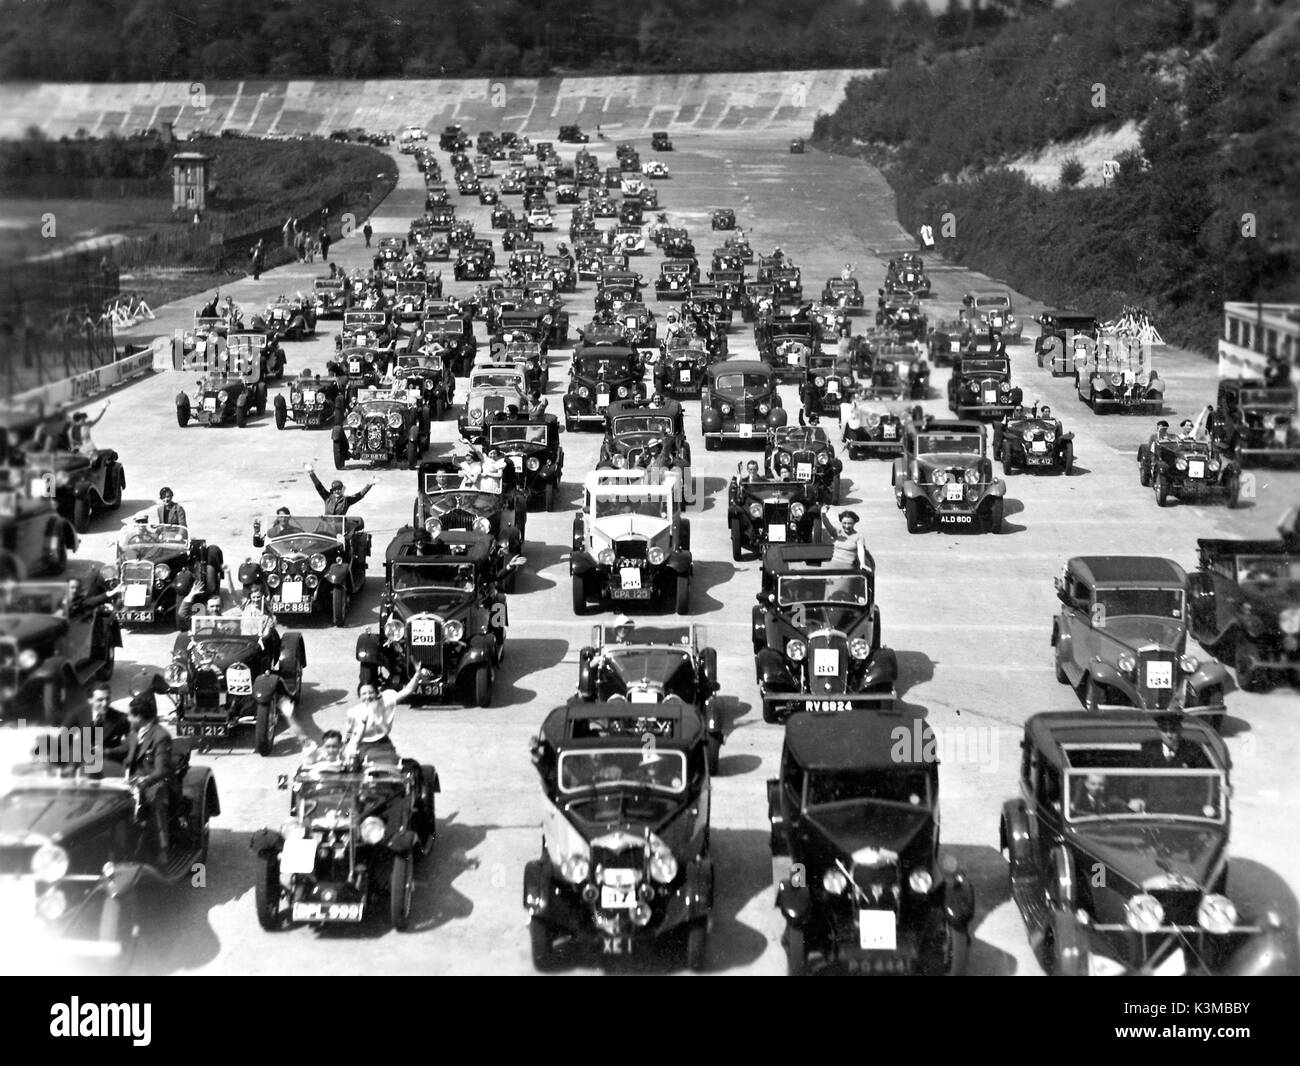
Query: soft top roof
540,699,702,749
762,544,859,575
1068,556,1186,587
708,359,772,377
1025,711,1227,770
785,710,933,771
389,528,493,563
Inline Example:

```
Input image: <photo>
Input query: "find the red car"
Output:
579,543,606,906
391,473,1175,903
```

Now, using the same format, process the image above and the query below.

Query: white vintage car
458,362,529,442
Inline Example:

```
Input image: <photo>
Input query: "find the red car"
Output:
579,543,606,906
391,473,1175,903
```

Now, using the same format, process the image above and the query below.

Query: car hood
916,454,982,477
392,590,474,620
592,515,671,540
0,615,67,643
804,803,932,861
0,786,131,846
602,649,692,688
1073,821,1224,891
1101,617,1186,650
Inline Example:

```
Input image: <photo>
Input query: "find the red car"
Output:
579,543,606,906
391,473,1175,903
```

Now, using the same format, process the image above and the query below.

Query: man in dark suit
104,691,178,860
89,684,129,750
1140,714,1212,769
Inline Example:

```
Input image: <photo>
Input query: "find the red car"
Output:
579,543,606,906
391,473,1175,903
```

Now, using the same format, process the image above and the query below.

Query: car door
1056,577,1093,686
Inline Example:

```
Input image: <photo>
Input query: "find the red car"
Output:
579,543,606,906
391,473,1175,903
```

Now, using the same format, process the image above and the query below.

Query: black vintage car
700,360,785,450
454,240,496,281
710,208,735,230
821,277,865,312
18,440,125,535
0,726,219,966
841,401,912,461
1213,378,1300,466
252,755,437,932
789,138,805,154
243,513,372,627
166,612,306,755
771,712,974,975
727,463,822,562
876,294,927,342
892,418,1006,534
0,466,79,579
1188,531,1300,693
598,399,691,476
756,316,822,384
752,545,897,722
947,356,1022,420
259,295,317,342
1075,343,1165,414
333,346,386,392
1000,712,1290,975
414,459,527,577
654,335,710,398
483,417,565,513
992,402,1076,475
1137,424,1241,509
0,564,121,725
655,260,698,301
563,346,647,432
226,331,288,382
523,700,713,970
274,370,347,431
651,130,674,151
1034,310,1099,376
414,318,477,376
176,349,267,429
884,254,930,297
355,528,515,707
387,352,455,422
852,337,929,402
334,385,432,470
312,277,350,318
336,310,396,353
766,424,843,506
113,520,224,629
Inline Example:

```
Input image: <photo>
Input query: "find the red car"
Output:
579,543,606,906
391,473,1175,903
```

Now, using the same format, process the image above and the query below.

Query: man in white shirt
344,669,431,765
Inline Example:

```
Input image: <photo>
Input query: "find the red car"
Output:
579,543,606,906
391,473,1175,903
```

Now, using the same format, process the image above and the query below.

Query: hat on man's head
330,479,345,492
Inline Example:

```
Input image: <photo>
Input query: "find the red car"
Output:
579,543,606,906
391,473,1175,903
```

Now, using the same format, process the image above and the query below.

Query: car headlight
345,411,362,428
31,844,69,882
1117,652,1137,675
384,619,405,642
822,868,848,895
816,452,829,466
814,375,825,387
932,470,950,486
1280,606,1300,635
577,385,590,398
617,386,629,398
883,362,894,373
1125,893,1165,933
720,403,732,415
279,818,304,839
291,391,302,403
1175,456,1187,471
472,516,491,533
560,854,590,884
17,648,40,671
840,376,853,387
36,888,68,921
470,408,484,423
847,638,872,660
789,501,805,520
1180,654,1199,673
424,517,442,536
153,564,171,583
1197,894,1238,935
598,549,615,566
443,619,465,643
612,454,626,468
217,390,228,403
164,663,187,687
526,456,540,471
359,816,387,845
1207,457,1220,472
748,502,763,519
647,547,666,565
775,451,790,467
650,849,678,884
908,869,933,894
387,411,404,429
962,468,979,485
1110,374,1123,387
786,639,807,661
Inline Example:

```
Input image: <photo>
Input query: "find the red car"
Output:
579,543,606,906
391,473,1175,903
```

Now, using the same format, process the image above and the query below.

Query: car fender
30,655,68,684
862,647,898,689
249,828,284,857
899,479,928,502
454,636,496,679
666,549,692,576
389,829,417,857
756,648,794,690
1088,660,1130,700
523,857,551,913
701,408,721,433
325,562,350,587
942,873,975,930
183,764,218,819
570,550,598,577
331,425,347,444
356,630,383,663
237,560,263,588
1000,800,1033,869
252,673,281,703
1187,661,1229,698
776,879,811,926
1221,919,1297,976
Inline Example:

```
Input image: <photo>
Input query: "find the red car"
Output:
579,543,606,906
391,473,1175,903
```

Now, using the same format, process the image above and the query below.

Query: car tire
544,483,556,512
256,384,268,416
530,917,558,971
332,438,347,471
1083,675,1103,713
1062,440,1074,476
675,574,690,615
406,440,420,469
72,497,91,534
707,735,721,777
730,523,743,561
390,854,413,931
235,399,248,428
254,699,275,756
1226,468,1241,509
103,465,124,509
571,575,587,614
985,498,1004,534
254,854,283,930
1235,639,1264,693
473,664,492,708
904,497,922,534
1054,647,1069,685
176,396,191,427
1155,472,1170,507
331,585,348,627
274,396,287,430
685,917,708,972
786,925,808,977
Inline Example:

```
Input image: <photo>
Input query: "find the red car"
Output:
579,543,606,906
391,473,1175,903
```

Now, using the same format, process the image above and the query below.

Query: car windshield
0,584,65,614
1235,555,1300,584
975,296,1010,309
773,428,828,447
1065,769,1224,823
488,424,548,446
963,360,1009,375
777,575,868,606
119,524,189,547
714,373,769,390
1093,587,1184,619
472,374,523,389
578,355,632,375
191,616,248,639
557,748,686,794
594,494,670,520
1239,388,1296,408
391,562,476,591
345,313,387,327
806,770,932,809
266,515,349,540
614,415,673,436
917,434,982,455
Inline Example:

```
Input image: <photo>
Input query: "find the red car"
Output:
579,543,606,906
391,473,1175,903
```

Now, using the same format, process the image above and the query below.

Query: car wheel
473,664,492,708
103,465,124,509
685,917,708,972
72,497,91,534
256,385,267,416
235,399,248,428
1062,440,1074,476
97,894,139,975
406,440,420,469
254,854,283,930
254,699,275,756
1154,472,1169,507
332,437,347,471
1001,440,1014,474
529,917,559,971
904,497,922,534
543,483,556,512
176,396,190,427
565,418,576,432
390,854,414,931
274,396,287,430
675,574,690,615
1054,646,1069,685
571,575,587,614
730,522,743,561
785,925,808,977
331,585,348,627
1235,639,1264,693
985,498,1004,534
1138,448,1151,486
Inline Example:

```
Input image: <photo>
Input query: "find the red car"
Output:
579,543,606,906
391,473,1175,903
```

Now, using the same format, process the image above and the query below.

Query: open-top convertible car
1076,340,1164,414
167,611,306,754
654,334,710,399
113,520,224,629
766,424,843,506
574,621,724,773
334,385,431,470
227,331,287,381
563,346,646,431
313,277,349,318
770,711,974,975
821,277,865,313
387,351,455,421
1213,377,1300,466
0,724,219,966
1137,423,1241,509
337,310,396,354
176,344,268,429
842,401,913,461
701,360,785,450
892,418,1006,533
752,544,897,722
711,208,735,230
571,474,691,615
853,339,927,403
16,437,125,536
999,712,1291,975
484,416,564,512
947,355,1022,420
0,465,79,579
260,294,317,342
1188,530,1300,692
597,399,691,479
875,293,927,342
243,513,372,627
756,315,821,383
1034,310,1099,376
252,751,437,932
274,370,347,431
727,463,822,562
355,528,515,707
523,700,713,970
1051,556,1229,728
991,402,1075,475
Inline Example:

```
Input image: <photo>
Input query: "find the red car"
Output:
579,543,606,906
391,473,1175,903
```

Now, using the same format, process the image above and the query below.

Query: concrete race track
14,129,1299,976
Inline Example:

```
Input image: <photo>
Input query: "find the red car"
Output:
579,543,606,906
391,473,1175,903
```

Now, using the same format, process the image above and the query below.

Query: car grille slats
439,509,476,532
1150,889,1200,927
122,560,155,584
192,667,223,707
763,502,789,523
616,539,647,563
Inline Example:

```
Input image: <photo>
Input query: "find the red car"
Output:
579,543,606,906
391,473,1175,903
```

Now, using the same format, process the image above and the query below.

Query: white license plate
983,390,998,404
813,648,838,677
768,523,787,542
123,584,148,607
203,397,217,411
796,463,812,481
828,379,840,394
945,483,964,501
678,370,691,382
620,567,642,590
629,690,658,704
280,836,319,875
270,599,312,613
1028,440,1047,453
1275,427,1288,444
882,425,896,438
292,901,363,923
410,622,439,646
281,580,303,603
1145,661,1173,689
738,423,753,438
600,885,636,910
597,393,610,408
1188,460,1205,479
859,908,898,951
349,361,361,373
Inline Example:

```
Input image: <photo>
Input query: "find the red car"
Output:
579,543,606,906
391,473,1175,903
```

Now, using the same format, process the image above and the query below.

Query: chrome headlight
849,638,870,660
786,639,807,661
266,573,282,588
153,563,171,583
883,362,894,373
309,553,327,572
345,411,362,428
387,411,404,429
908,869,933,894
963,468,979,484
822,868,848,895
1044,430,1056,443
279,818,304,838
1197,894,1238,935
313,391,325,404
470,408,484,423
444,619,465,642
291,391,302,403
261,553,278,571
650,848,678,884
720,403,732,415
748,502,763,519
647,547,666,565
359,816,386,845
217,390,228,403
1179,654,1199,673
15,647,39,671
616,385,629,398
840,375,852,387
1207,457,1221,472
424,517,442,536
577,385,590,398
1117,652,1137,675
776,451,790,467
1110,374,1123,387
1280,606,1300,635
526,457,540,471
931,470,951,486
816,452,828,465
999,382,1011,394
1175,456,1188,471
472,516,491,533
598,548,615,566
612,454,626,468
814,375,825,387
31,844,69,882
757,402,770,415
560,854,590,884
1125,894,1165,933
36,888,68,921
789,501,805,520
384,619,404,642
164,663,187,687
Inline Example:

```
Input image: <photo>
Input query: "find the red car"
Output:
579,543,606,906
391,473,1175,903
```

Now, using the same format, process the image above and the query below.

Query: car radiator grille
1150,889,1200,927
1138,649,1177,711
122,560,155,584
406,619,444,678
615,539,647,564
763,502,789,524
438,509,477,532
362,422,389,451
192,666,224,708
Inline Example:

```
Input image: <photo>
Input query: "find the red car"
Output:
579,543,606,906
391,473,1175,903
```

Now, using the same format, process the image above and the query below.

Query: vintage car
684,283,732,329
999,712,1290,975
573,622,723,773
613,224,645,255
727,463,822,561
1213,377,1300,465
655,334,710,399
167,612,306,755
563,346,646,431
854,340,928,403
176,345,268,429
947,356,1022,420
739,281,776,323
112,520,223,629
755,315,821,384
456,173,481,196
415,317,477,376
336,310,395,353
453,241,495,281
460,363,530,443
884,254,930,297
768,266,803,305
771,711,974,976
710,208,736,231
0,725,219,965
559,124,589,143
1035,310,1099,375
413,458,527,582
642,161,670,179
1051,556,1230,727
484,416,565,512
655,259,698,301
892,418,1006,534
801,351,854,420
0,565,121,725
926,319,968,367
767,425,843,506
260,294,317,342
789,138,805,154
960,289,1023,342
701,360,785,450
252,753,437,932
875,293,927,342
15,431,125,535
1137,424,1241,508
821,277,865,313
478,184,500,205
571,474,692,615
334,385,431,470
1076,340,1164,413
751,545,897,723
618,302,658,347
391,280,429,323
312,277,350,318
0,466,79,579
274,370,347,431
243,513,372,627
386,352,455,421
524,700,713,970
842,402,912,461
599,399,690,476
332,346,386,392
992,402,1076,475
373,236,407,269
355,528,515,707
1188,530,1300,692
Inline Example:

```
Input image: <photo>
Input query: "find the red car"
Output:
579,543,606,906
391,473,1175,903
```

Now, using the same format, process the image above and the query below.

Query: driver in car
268,507,301,538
